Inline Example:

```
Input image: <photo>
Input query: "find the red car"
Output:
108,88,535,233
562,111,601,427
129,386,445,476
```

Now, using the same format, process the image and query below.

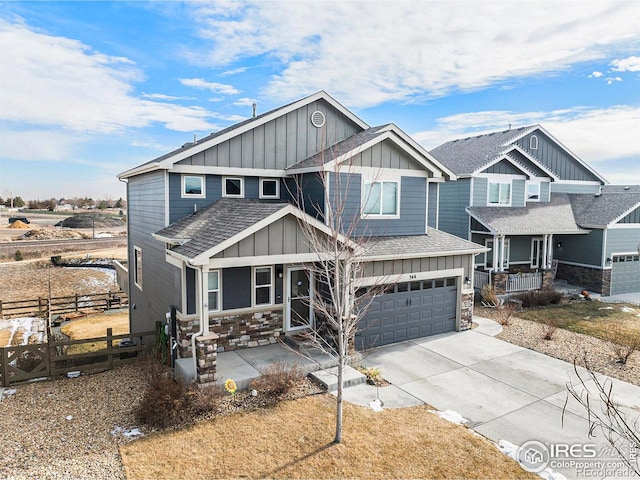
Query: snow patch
369,398,383,412
599,307,614,310
65,415,73,421
111,426,144,440
0,317,46,346
620,307,635,313
429,409,468,425
1,388,17,400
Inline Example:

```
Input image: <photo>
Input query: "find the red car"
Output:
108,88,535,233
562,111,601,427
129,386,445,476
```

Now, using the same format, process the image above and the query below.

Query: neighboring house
118,91,485,384
431,125,640,296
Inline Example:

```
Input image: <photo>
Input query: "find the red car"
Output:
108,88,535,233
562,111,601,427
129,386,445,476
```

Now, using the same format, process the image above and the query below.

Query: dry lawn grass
121,394,535,480
61,310,129,353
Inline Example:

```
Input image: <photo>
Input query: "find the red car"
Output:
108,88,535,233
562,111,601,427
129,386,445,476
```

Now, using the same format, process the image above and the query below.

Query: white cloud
234,97,258,107
0,129,79,162
188,1,639,107
179,78,240,95
219,66,249,76
589,71,604,78
606,76,623,84
610,55,640,72
414,105,640,168
140,93,195,101
0,19,216,133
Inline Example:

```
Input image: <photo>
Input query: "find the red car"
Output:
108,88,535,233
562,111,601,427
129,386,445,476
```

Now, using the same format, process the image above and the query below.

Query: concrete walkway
338,318,640,480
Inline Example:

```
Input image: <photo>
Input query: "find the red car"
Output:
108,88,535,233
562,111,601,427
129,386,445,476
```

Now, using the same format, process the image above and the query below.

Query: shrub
481,284,499,306
517,287,563,308
606,321,640,365
250,361,304,399
357,366,382,385
541,318,559,340
14,250,23,261
494,302,519,326
134,359,223,429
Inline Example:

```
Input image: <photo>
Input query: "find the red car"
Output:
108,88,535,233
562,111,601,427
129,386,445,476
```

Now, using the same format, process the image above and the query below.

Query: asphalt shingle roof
570,188,640,228
467,194,585,235
155,198,289,259
287,125,390,170
430,125,537,176
364,229,485,257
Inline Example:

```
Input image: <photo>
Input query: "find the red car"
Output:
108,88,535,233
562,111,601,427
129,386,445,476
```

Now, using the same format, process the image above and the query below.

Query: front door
531,238,544,269
286,267,313,331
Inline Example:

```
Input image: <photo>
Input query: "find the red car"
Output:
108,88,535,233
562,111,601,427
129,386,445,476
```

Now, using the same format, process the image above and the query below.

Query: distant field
61,311,130,354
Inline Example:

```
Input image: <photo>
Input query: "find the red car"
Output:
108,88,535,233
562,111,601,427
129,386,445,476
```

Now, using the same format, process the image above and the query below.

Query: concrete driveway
343,319,640,479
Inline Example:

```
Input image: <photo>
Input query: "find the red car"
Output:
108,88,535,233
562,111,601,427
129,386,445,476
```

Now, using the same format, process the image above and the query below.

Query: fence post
1,348,8,387
38,297,44,317
106,328,113,370
75,294,79,312
0,299,3,318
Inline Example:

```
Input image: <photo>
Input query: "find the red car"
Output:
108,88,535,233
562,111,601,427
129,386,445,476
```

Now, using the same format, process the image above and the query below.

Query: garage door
355,277,458,350
611,255,640,295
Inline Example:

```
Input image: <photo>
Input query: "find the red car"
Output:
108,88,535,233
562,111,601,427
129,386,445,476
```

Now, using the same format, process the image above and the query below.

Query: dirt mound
19,228,90,240
7,220,30,229
56,214,125,229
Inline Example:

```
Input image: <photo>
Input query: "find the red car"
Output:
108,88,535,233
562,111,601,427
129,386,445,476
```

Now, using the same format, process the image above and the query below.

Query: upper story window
363,180,399,217
208,270,220,311
182,175,205,198
223,177,244,198
134,246,143,290
254,266,273,306
526,181,541,202
259,178,280,199
488,180,511,206
529,135,539,150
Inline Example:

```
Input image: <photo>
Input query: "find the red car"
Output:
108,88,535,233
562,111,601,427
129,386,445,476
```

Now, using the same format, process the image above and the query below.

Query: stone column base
195,332,218,385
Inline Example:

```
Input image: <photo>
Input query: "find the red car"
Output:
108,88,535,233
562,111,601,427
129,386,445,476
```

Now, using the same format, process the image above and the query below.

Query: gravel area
0,363,148,480
478,309,640,386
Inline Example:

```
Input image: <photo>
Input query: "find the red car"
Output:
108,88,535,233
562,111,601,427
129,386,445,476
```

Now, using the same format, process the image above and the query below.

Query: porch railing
474,270,490,291
506,272,543,293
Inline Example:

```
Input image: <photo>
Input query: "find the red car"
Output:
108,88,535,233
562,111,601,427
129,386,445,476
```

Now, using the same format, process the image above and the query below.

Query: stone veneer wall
176,308,284,358
556,263,610,295
460,291,474,331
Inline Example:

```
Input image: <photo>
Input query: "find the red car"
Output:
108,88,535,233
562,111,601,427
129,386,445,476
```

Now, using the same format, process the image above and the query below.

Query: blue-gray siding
619,206,640,224
555,230,604,267
512,179,525,207
550,183,601,194
428,182,438,229
362,254,469,278
127,171,181,333
329,173,426,237
472,178,487,207
541,181,550,202
483,159,523,175
285,173,325,221
176,100,360,170
222,267,252,310
516,131,601,182
606,228,640,257
438,179,471,240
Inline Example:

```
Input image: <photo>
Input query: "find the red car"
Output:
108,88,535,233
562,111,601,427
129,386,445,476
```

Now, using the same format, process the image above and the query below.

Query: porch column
499,235,506,272
541,234,549,270
201,266,210,334
546,234,554,269
492,235,499,272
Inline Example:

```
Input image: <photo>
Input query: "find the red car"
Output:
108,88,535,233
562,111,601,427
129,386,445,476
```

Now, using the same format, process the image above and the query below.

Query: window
134,246,143,289
488,181,511,206
182,175,204,198
363,181,399,216
259,178,280,199
223,177,244,197
530,135,539,150
208,270,220,311
254,266,273,306
526,181,541,202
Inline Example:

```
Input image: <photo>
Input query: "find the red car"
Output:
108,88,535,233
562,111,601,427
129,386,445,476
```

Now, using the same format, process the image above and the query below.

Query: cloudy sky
1,1,639,201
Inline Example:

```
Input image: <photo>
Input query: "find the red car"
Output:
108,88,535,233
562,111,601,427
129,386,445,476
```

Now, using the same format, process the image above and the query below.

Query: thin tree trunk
334,328,344,444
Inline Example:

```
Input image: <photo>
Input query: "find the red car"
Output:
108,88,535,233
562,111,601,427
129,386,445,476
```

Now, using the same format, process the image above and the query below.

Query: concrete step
309,365,366,391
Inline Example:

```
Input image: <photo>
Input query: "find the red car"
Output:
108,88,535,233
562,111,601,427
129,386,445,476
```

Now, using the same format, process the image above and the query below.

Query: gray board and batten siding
515,130,601,182
127,171,182,333
174,100,361,170
362,254,471,279
428,182,438,229
619,206,640,224
328,172,427,237
344,137,428,171
483,159,524,176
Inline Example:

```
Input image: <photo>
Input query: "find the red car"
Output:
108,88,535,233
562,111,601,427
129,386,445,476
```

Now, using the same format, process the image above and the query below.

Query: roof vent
310,110,325,128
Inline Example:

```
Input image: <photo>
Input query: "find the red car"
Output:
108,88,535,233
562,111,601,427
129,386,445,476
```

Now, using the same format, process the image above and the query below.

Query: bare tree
564,356,639,476
289,157,388,444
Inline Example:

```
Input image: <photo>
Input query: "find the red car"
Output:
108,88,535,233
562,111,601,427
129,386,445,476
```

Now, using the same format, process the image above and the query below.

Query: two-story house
118,91,485,384
431,125,640,296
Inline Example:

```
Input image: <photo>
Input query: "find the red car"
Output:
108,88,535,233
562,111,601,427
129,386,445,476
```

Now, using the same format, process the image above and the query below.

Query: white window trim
361,177,401,219
526,181,541,203
181,174,205,198
253,266,274,306
133,246,143,290
259,178,280,199
207,269,221,312
223,176,244,198
530,135,539,150
487,180,512,206
485,239,510,270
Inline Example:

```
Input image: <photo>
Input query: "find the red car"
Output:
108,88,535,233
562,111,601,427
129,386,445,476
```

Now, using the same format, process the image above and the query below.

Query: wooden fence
506,272,543,293
0,324,158,387
0,291,128,319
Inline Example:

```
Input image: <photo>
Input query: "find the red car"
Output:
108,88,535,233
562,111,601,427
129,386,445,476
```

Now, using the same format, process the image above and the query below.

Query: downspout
191,265,208,383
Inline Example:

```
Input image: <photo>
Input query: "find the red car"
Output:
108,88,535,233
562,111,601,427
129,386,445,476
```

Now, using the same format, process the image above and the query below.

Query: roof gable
570,188,640,228
119,91,369,179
